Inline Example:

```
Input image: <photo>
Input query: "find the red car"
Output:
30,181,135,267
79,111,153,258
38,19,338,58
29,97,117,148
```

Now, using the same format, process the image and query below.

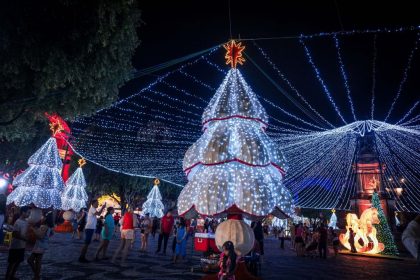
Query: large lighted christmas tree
178,40,293,217
61,158,88,212
371,191,398,255
7,124,65,209
142,179,164,218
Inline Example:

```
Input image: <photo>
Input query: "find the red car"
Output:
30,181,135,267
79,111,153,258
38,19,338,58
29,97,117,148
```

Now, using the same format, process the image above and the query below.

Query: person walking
140,213,152,252
318,223,328,259
5,206,31,280
173,217,187,263
27,211,54,280
155,210,174,255
349,228,357,253
112,207,138,266
151,216,159,239
402,214,420,264
94,216,104,242
331,228,339,256
113,212,121,237
78,200,106,262
95,207,115,260
279,227,285,249
252,220,265,262
76,208,87,240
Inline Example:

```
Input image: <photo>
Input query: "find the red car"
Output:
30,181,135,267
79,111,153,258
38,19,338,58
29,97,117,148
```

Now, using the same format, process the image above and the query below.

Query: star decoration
223,40,245,68
78,158,87,168
49,120,64,136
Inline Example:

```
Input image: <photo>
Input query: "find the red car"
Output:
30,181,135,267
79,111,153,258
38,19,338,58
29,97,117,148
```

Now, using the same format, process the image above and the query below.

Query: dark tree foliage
0,0,142,140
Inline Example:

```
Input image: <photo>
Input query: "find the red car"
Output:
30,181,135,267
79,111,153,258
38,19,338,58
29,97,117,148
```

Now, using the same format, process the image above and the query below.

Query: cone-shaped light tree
61,158,89,212
7,122,65,209
178,40,293,218
142,178,164,218
371,191,398,255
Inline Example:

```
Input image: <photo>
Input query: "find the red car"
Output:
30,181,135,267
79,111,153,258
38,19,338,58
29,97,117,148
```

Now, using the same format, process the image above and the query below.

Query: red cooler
194,233,220,253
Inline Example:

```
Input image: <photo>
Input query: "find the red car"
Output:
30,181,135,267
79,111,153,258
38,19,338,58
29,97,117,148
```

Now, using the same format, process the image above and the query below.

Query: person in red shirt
155,210,174,255
112,208,137,266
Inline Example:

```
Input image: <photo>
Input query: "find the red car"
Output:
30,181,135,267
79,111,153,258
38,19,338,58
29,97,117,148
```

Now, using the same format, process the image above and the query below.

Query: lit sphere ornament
215,219,255,256
63,210,74,221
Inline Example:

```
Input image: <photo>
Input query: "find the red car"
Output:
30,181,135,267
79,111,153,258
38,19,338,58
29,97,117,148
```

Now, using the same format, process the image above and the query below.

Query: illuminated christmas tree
142,179,164,218
7,123,65,209
61,158,88,212
371,191,398,255
178,40,293,217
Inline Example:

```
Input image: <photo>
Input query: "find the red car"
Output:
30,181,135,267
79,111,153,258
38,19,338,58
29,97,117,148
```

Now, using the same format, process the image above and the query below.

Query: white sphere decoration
215,219,255,256
63,210,74,221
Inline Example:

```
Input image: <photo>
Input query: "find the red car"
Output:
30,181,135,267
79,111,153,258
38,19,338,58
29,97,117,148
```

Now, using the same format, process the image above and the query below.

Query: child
94,216,104,242
349,228,357,253
218,241,237,280
95,207,115,260
5,206,31,280
27,211,54,280
173,218,187,263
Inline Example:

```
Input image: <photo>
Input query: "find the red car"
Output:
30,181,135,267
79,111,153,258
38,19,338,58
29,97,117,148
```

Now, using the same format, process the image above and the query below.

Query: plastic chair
3,231,12,246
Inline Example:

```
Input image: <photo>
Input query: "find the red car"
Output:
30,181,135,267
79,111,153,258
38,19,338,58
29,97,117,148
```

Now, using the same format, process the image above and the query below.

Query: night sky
122,0,420,126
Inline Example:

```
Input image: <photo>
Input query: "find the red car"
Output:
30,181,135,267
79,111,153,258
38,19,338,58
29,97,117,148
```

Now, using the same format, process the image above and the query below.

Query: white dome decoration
215,219,255,256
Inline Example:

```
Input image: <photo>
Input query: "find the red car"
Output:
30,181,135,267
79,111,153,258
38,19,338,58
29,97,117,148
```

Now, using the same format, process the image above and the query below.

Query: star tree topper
224,40,245,68
78,158,86,168
49,119,64,136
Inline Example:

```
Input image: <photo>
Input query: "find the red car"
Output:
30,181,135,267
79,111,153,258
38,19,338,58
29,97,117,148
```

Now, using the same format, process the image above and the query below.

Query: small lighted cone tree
371,191,398,255
61,158,88,212
56,158,89,233
7,122,65,210
142,178,164,218
178,40,293,261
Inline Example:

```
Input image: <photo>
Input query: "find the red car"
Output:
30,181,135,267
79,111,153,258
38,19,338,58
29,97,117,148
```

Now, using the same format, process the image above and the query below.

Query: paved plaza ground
0,231,419,280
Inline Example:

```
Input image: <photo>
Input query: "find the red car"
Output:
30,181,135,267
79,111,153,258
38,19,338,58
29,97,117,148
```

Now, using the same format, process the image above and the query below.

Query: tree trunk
119,184,126,214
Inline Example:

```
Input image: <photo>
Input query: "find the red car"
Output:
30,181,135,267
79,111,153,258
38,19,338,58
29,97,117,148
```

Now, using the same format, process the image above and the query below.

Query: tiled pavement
0,231,419,279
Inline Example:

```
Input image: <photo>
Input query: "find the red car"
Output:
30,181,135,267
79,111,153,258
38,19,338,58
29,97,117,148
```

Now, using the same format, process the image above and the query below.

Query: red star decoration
223,40,245,68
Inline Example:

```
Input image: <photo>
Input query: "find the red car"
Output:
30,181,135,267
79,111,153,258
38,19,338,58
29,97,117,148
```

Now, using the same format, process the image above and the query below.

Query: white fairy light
142,179,164,218
61,165,88,212
7,137,64,209
178,68,293,217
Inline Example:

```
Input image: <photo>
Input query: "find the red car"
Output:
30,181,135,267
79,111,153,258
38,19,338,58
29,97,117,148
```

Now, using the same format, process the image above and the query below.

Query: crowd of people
2,200,197,279
2,199,420,279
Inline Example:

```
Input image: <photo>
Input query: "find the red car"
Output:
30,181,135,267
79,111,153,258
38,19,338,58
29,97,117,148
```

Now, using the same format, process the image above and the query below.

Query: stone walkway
0,231,419,279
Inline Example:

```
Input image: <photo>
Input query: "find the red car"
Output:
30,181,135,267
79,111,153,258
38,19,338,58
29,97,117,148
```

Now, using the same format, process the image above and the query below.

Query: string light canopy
61,158,89,212
178,41,293,217
69,29,420,212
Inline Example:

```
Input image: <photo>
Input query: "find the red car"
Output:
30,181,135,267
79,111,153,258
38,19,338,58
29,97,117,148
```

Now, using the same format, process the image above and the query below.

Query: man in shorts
5,206,31,280
78,199,106,262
